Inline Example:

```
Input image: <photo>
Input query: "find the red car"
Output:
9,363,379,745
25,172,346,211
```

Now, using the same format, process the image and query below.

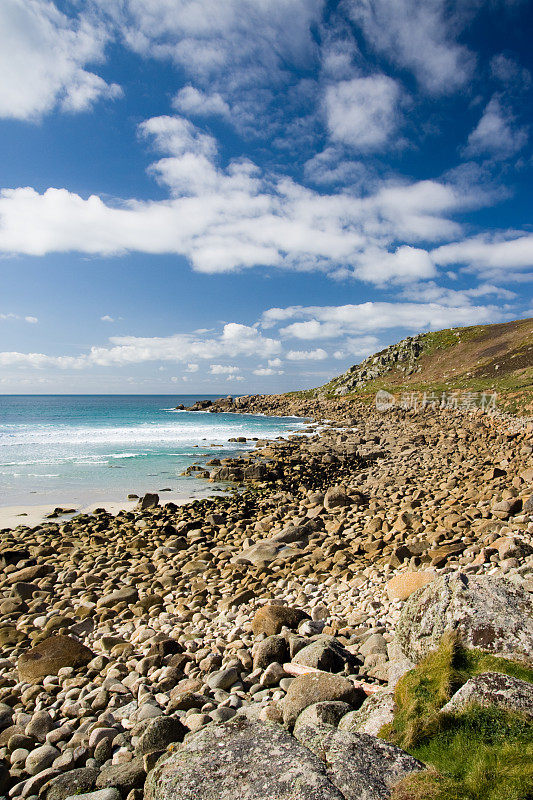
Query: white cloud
332,335,380,360
0,109,479,284
304,147,376,189
186,363,199,372
96,0,321,135
101,0,322,78
173,86,230,118
346,0,476,95
490,54,531,91
325,75,401,151
267,358,283,367
101,315,115,322
0,0,121,120
226,375,245,381
140,115,217,161
0,322,281,371
264,301,506,339
210,364,240,374
286,348,328,360
253,367,284,376
464,96,528,159
344,246,436,285
432,233,533,280
1,312,38,323
401,281,517,305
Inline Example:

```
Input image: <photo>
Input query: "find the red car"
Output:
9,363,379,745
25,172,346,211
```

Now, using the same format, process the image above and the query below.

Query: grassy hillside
313,317,533,415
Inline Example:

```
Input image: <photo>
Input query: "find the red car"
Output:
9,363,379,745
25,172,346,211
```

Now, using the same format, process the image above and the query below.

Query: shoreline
0,406,314,531
0,488,230,531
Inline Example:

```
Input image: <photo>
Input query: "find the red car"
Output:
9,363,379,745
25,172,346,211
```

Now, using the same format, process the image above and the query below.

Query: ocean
0,395,306,508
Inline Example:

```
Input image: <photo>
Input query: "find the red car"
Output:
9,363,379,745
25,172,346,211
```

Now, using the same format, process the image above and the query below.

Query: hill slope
315,317,533,414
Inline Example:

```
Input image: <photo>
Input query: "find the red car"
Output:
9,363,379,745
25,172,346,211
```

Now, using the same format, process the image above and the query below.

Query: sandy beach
0,486,230,530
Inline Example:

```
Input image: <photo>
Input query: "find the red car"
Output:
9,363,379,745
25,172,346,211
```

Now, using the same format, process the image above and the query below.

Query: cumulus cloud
101,315,115,322
100,0,322,78
345,0,476,95
0,322,281,370
1,312,38,323
253,367,284,375
464,96,528,159
0,0,121,120
401,281,517,305
332,335,380,360
210,364,240,374
490,54,531,91
325,75,401,151
304,147,376,189
286,348,328,360
173,86,230,118
0,111,481,284
263,301,506,339
432,233,533,280
340,245,436,284
96,0,321,135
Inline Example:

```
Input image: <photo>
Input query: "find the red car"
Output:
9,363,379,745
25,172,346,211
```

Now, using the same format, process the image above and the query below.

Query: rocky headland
0,396,532,800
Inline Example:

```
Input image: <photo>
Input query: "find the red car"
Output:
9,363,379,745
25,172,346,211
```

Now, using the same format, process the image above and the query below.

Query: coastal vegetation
314,317,533,415
386,635,533,800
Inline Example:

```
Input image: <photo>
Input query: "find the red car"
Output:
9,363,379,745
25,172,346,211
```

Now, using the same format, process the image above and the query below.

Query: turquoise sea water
0,395,305,507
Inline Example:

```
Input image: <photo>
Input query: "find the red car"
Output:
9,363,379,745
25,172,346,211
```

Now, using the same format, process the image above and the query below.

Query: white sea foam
0,405,307,505
0,420,304,450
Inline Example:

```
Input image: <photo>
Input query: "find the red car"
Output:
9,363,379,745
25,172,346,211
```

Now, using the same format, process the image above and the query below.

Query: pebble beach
0,395,532,800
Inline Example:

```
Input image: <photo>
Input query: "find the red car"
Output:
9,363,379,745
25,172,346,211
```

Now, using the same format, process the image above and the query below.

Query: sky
0,0,532,394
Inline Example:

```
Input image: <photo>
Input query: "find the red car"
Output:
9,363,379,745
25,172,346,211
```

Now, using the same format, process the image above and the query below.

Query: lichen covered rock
145,717,345,800
441,672,533,718
396,572,533,664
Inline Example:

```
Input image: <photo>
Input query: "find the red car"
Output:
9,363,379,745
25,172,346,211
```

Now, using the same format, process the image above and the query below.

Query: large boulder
385,571,435,601
137,493,159,510
283,672,365,727
137,716,186,755
8,564,55,583
43,767,99,800
18,636,94,683
145,717,345,800
238,542,284,567
95,758,145,792
252,635,288,670
441,672,533,718
338,691,395,736
251,604,309,636
324,486,351,510
396,572,533,664
293,702,353,736
292,635,356,673
293,724,424,800
96,587,138,609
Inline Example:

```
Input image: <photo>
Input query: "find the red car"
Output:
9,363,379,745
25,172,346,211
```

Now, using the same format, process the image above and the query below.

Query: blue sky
0,0,532,394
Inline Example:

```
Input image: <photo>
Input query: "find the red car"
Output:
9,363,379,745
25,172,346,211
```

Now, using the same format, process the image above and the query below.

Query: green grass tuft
391,707,533,800
382,633,533,750
382,635,533,800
